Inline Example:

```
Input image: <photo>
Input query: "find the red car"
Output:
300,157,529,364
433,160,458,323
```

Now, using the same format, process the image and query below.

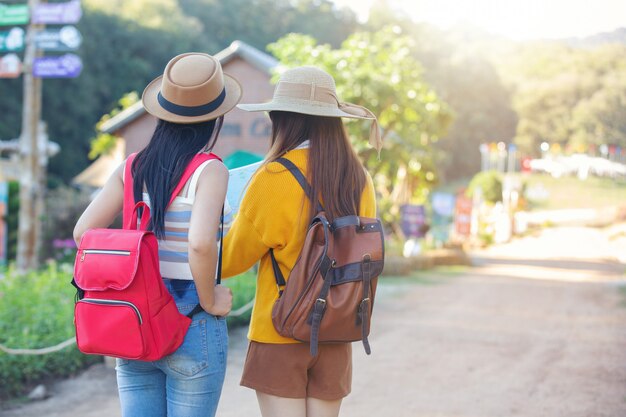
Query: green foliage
467,171,502,204
89,92,140,159
364,12,518,181
0,0,358,185
269,27,452,233
223,270,257,328
0,263,101,399
497,43,626,154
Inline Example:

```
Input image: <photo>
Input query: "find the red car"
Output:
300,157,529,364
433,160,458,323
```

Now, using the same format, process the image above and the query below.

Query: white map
224,161,263,226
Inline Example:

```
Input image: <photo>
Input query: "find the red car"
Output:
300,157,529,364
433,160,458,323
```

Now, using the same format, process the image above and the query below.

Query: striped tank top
126,158,229,280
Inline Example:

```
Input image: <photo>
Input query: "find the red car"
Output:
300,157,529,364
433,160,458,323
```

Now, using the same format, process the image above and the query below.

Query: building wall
122,56,274,159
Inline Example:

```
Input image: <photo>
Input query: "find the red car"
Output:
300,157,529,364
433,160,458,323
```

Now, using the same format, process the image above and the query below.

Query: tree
365,9,518,181
268,27,452,230
497,43,626,154
0,0,360,184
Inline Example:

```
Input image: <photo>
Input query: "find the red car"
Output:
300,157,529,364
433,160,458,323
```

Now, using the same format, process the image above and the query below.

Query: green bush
0,264,256,400
467,171,503,204
0,263,101,399
223,270,256,328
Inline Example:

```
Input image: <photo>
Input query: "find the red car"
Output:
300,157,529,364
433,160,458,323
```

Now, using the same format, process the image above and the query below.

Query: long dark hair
266,111,366,223
132,117,222,239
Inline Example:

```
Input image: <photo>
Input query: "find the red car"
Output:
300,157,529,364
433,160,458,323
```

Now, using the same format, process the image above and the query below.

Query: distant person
222,66,381,417
73,52,241,417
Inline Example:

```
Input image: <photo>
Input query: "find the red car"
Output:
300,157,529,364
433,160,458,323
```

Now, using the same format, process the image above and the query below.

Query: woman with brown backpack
221,66,383,417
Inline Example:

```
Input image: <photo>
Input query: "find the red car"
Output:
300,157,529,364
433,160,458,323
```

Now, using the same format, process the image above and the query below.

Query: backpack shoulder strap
122,153,138,227
275,157,323,212
269,157,324,291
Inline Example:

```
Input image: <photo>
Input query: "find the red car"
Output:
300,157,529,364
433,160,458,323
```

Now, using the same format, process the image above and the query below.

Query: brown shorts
240,341,352,400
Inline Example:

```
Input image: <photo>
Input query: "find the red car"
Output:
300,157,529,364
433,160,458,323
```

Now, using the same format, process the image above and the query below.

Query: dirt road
3,226,626,417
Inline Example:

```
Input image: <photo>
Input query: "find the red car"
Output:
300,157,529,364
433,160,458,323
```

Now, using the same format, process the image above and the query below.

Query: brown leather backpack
269,158,384,356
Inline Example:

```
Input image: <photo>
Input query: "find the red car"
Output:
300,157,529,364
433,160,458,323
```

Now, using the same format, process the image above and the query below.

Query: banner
0,182,8,267
431,192,456,244
0,3,29,26
35,25,82,51
400,204,427,238
454,195,472,237
0,27,24,52
32,0,82,24
33,53,82,78
0,53,21,78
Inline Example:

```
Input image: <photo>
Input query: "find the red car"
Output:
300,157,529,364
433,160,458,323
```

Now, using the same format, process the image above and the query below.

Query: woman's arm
221,211,269,278
188,161,232,316
73,162,125,245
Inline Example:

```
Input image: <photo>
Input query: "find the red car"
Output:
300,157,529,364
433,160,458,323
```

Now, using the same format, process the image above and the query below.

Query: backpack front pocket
75,298,145,359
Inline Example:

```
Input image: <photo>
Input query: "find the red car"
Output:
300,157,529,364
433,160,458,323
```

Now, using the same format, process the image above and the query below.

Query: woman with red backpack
73,53,239,417
221,66,382,417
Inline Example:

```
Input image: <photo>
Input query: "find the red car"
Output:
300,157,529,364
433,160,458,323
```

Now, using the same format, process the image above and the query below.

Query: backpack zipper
80,249,131,262
80,298,143,325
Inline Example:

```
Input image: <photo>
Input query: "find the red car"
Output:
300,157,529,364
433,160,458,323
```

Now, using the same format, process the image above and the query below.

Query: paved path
2,226,626,417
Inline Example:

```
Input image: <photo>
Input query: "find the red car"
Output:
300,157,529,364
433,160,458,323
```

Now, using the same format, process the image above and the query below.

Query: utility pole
16,0,44,272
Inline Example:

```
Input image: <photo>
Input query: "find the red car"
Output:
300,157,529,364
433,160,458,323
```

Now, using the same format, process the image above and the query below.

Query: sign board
454,195,472,237
431,192,456,244
0,182,8,267
0,27,24,52
400,204,427,238
32,0,82,24
35,26,82,51
0,53,21,77
33,53,82,78
0,4,29,26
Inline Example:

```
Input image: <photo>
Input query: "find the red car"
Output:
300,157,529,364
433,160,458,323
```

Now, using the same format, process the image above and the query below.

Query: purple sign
400,204,427,238
32,0,82,24
33,53,82,78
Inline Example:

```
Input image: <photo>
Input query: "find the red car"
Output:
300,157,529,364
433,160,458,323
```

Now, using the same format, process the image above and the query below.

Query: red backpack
72,152,220,361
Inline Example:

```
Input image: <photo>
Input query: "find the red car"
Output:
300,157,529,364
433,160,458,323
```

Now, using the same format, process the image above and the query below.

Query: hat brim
142,73,242,124
237,101,374,120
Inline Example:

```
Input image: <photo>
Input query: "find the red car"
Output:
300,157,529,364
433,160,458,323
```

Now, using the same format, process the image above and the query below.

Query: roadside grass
522,174,626,210
380,265,468,288
0,263,101,400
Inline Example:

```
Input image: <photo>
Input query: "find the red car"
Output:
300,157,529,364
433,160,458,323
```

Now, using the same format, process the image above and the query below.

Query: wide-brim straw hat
237,66,382,154
143,53,242,124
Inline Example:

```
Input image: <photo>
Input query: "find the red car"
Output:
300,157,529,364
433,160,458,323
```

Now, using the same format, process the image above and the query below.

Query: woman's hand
204,285,233,316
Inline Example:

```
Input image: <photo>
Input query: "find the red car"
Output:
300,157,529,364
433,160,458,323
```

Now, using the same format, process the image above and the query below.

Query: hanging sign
35,26,82,51
0,4,29,26
0,53,21,77
0,27,24,52
33,53,82,78
32,0,82,24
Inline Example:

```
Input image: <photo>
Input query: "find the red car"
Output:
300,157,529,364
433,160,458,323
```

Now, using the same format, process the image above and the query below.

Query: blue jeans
116,279,228,417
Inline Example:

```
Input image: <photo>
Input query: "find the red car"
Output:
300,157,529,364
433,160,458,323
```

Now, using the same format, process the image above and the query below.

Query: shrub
467,171,503,204
41,187,91,263
223,270,256,328
0,263,101,399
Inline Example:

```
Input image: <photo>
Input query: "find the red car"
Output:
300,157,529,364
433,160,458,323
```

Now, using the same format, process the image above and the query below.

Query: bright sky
333,0,626,40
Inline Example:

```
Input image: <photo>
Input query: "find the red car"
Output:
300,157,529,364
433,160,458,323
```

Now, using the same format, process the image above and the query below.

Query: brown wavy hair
265,111,366,223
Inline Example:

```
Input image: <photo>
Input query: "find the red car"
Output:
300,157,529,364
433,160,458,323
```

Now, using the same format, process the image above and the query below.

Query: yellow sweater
222,148,377,343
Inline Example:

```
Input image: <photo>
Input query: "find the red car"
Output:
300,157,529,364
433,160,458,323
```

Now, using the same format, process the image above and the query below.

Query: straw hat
238,66,382,154
142,53,242,124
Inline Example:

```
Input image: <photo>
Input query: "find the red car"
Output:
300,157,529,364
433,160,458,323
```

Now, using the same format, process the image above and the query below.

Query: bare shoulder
197,159,228,185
